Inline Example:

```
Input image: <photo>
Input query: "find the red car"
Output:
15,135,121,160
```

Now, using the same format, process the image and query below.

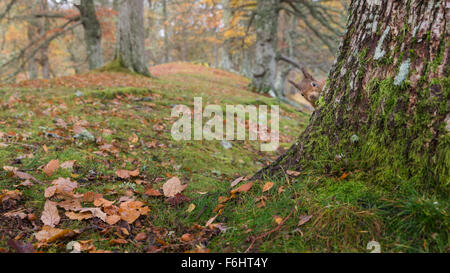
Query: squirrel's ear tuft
301,68,314,80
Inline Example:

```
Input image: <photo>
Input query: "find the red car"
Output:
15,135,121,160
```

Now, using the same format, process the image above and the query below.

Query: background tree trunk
76,0,103,70
255,0,448,194
219,0,233,71
116,0,150,76
251,0,279,93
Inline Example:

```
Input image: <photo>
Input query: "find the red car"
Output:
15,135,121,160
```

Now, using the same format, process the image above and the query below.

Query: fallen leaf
144,188,162,197
230,176,245,187
116,170,130,179
135,233,147,241
65,211,93,221
236,182,253,193
286,170,301,177
273,215,283,225
262,182,274,193
186,203,196,213
181,233,193,242
43,160,59,176
110,239,128,245
162,177,187,197
35,226,78,243
298,215,313,226
60,160,76,169
79,208,107,222
106,215,121,225
339,172,350,180
41,200,60,227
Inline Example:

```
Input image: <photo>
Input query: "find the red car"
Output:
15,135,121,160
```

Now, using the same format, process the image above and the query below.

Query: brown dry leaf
83,192,95,203
0,189,22,203
106,215,121,225
205,214,219,227
16,180,33,188
57,199,82,211
298,215,313,226
41,200,60,228
162,177,187,197
144,188,162,197
65,211,93,221
135,233,147,241
60,160,76,169
119,201,149,224
116,170,130,179
93,196,114,208
262,182,274,193
236,182,253,193
278,186,285,194
78,208,107,222
286,170,301,177
51,177,79,197
230,176,245,188
44,186,57,198
110,239,128,245
43,160,59,176
180,233,194,242
35,226,78,242
129,169,140,177
3,209,27,219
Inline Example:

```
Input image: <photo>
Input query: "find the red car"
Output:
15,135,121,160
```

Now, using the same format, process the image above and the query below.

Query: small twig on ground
244,199,301,253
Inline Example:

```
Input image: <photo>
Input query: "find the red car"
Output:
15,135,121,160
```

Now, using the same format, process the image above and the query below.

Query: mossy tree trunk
252,0,279,94
115,0,151,76
75,0,104,70
255,0,449,194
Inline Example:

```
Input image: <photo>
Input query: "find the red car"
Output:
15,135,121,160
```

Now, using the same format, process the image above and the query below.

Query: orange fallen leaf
43,160,59,176
273,215,283,225
181,233,194,242
65,211,93,221
339,172,350,180
116,170,130,179
135,233,147,241
144,188,162,197
236,182,253,193
262,182,274,193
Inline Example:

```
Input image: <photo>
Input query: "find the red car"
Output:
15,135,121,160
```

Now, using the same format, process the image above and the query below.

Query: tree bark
255,0,449,194
251,0,279,93
116,0,150,76
76,0,103,70
219,0,233,71
39,0,50,79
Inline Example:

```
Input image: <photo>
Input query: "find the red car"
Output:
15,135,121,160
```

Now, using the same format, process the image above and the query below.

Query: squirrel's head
288,68,324,108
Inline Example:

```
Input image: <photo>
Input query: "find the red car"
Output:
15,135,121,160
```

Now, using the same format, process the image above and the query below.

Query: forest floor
0,63,447,253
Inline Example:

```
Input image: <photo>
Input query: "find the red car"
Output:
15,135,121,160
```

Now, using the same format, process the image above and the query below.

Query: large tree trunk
255,0,449,194
219,0,233,71
251,0,279,93
115,0,150,76
162,0,170,63
39,0,50,79
76,0,103,70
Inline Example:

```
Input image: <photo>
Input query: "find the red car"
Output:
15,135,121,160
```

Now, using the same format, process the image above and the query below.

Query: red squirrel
288,68,325,108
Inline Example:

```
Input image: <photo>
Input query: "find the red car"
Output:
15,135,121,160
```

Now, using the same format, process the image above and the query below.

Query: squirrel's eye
311,82,317,87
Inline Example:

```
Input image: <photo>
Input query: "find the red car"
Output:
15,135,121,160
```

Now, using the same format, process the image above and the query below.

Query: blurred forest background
0,0,348,107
